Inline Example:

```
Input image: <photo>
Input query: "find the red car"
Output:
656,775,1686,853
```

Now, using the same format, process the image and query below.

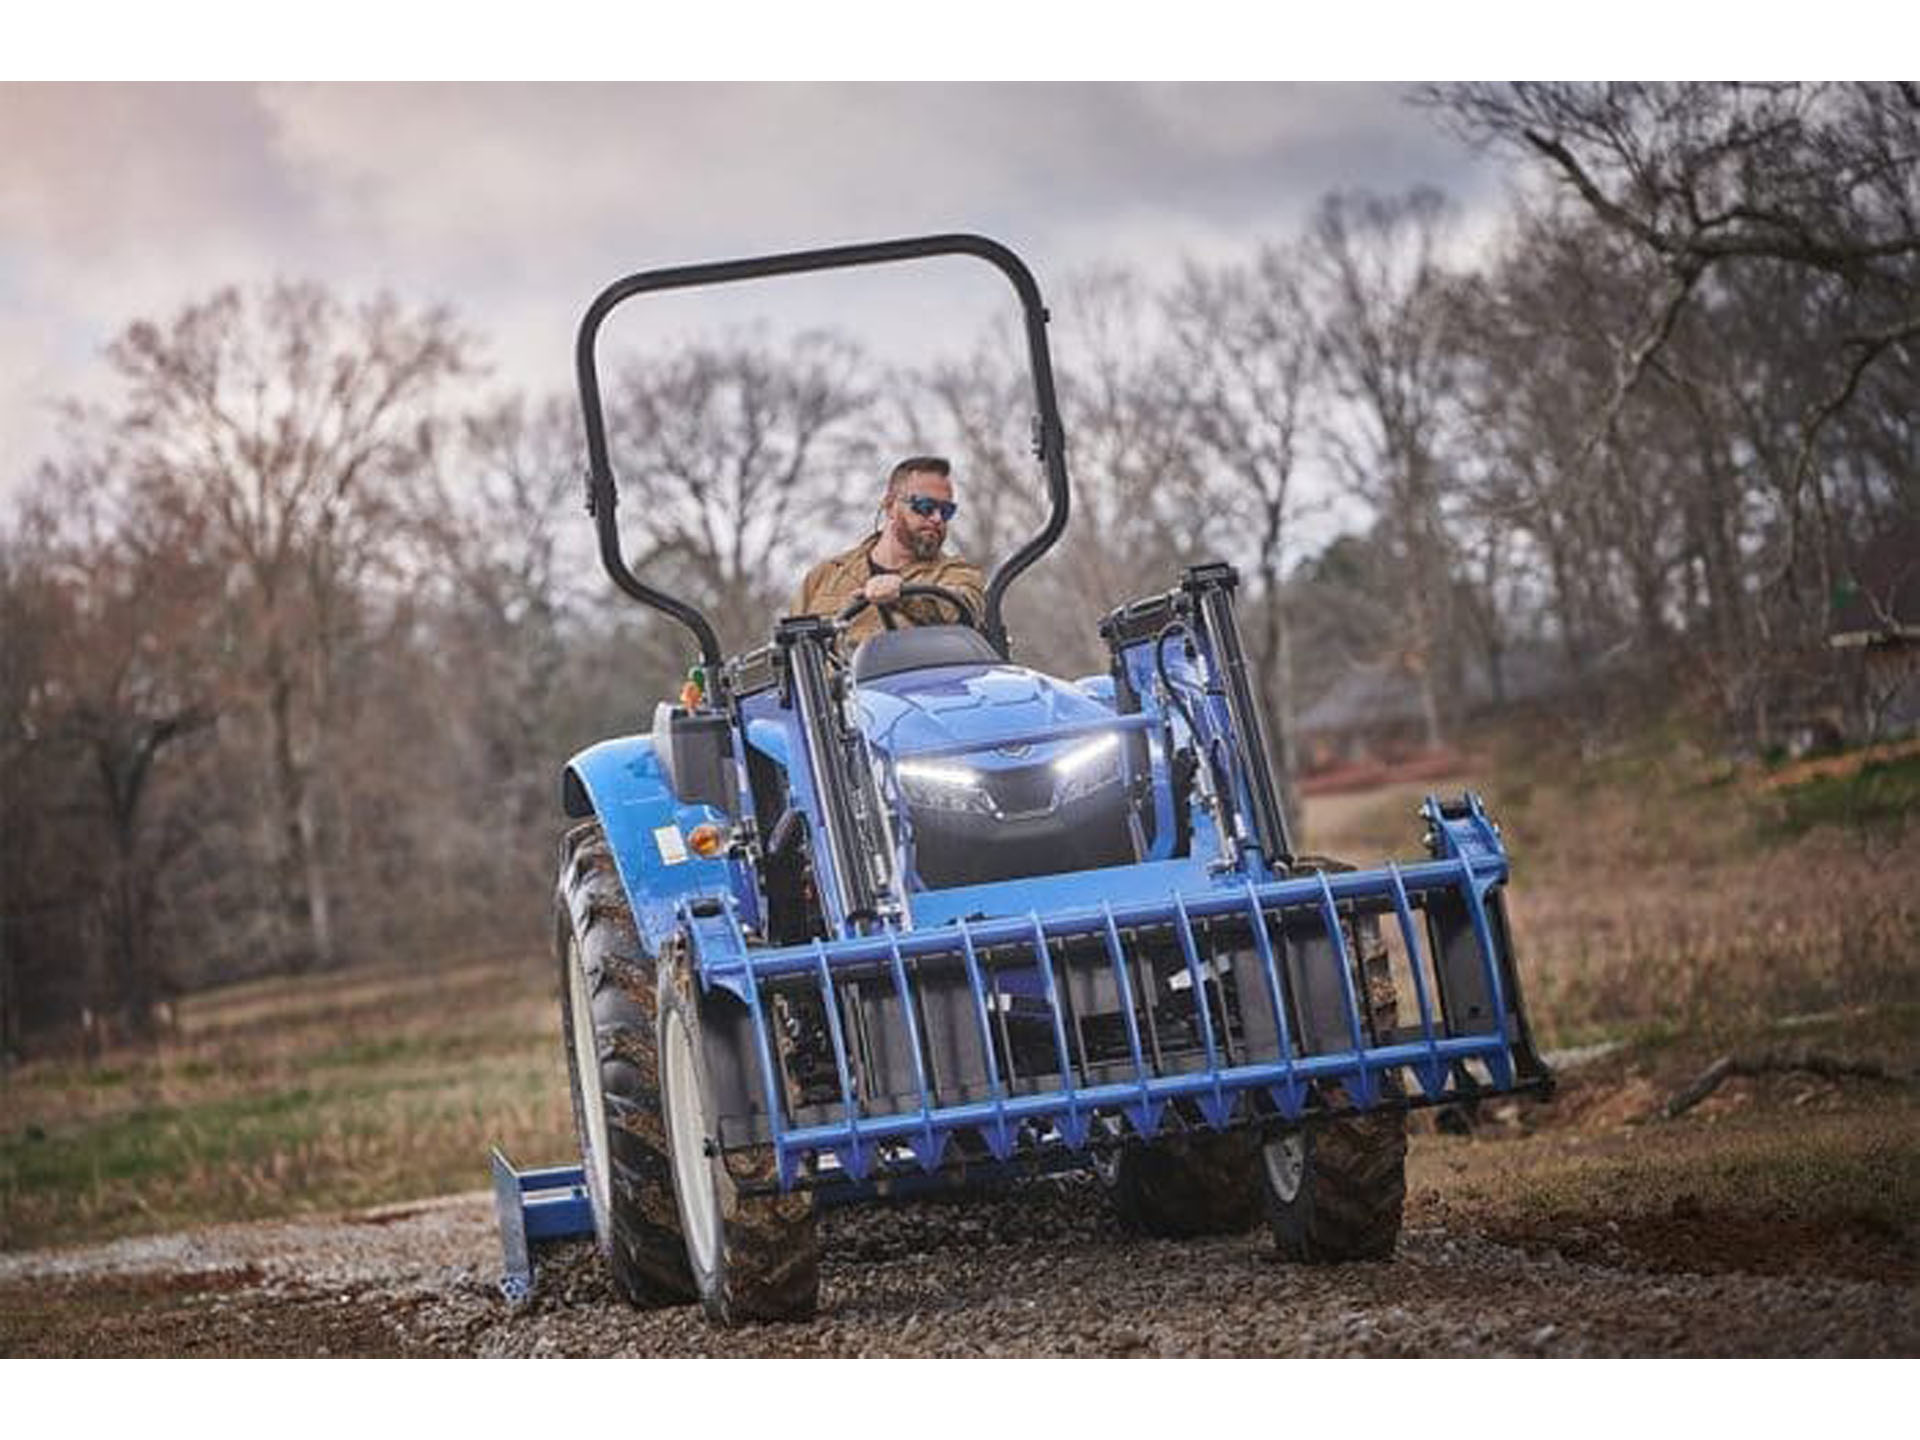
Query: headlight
1052,732,1122,806
896,758,994,814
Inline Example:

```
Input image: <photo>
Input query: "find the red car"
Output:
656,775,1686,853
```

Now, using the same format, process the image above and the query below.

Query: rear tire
556,821,696,1305
1262,855,1408,1263
657,933,820,1325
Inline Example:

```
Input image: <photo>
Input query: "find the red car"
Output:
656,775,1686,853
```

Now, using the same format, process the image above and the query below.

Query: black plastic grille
984,764,1056,816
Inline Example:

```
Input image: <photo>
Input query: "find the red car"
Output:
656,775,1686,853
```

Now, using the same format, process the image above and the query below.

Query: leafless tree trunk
1306,189,1467,750
105,283,472,972
606,332,877,658
1165,247,1316,833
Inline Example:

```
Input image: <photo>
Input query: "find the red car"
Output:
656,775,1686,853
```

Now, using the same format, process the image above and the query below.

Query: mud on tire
1264,1106,1408,1262
556,821,695,1305
657,934,821,1326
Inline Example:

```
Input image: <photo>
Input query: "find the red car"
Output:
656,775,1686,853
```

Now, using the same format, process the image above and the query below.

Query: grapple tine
1385,861,1447,1099
885,927,946,1172
721,892,796,1187
956,918,1016,1161
1173,892,1234,1129
811,940,869,1182
1312,869,1378,1109
1100,902,1162,1139
1030,912,1089,1149
1242,880,1305,1120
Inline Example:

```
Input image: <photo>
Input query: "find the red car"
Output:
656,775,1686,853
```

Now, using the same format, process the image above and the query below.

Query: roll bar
575,233,1072,667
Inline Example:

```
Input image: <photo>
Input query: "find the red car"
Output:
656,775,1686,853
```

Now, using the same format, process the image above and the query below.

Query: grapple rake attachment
684,794,1549,1193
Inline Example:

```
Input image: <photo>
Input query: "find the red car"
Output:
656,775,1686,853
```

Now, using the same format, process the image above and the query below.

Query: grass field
0,951,574,1250
4,728,1915,1254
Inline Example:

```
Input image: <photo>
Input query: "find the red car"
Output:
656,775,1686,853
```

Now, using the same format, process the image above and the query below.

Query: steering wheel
835,583,979,633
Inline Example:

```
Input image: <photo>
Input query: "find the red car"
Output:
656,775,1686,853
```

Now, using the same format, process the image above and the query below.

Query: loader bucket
679,793,1550,1192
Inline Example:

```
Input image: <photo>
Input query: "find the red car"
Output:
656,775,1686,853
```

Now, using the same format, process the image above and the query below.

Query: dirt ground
4,1029,1913,1358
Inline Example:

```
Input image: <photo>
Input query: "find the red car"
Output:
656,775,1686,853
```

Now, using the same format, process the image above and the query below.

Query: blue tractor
502,235,1551,1326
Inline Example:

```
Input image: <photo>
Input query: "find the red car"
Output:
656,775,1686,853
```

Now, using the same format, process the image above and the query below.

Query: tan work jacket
790,533,986,646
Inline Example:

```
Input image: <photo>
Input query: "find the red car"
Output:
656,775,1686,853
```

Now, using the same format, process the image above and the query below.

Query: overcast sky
0,82,1502,508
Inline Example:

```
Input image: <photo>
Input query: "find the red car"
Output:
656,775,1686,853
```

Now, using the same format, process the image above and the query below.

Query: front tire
1261,855,1408,1262
1263,1108,1408,1261
657,934,821,1325
556,821,695,1305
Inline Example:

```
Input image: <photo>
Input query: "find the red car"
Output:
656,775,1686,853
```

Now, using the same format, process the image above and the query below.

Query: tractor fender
561,736,759,954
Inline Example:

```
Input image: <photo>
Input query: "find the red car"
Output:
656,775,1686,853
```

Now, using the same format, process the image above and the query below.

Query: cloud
1,82,1499,504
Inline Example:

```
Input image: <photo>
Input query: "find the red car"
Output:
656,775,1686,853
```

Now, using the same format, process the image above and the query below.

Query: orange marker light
688,823,725,858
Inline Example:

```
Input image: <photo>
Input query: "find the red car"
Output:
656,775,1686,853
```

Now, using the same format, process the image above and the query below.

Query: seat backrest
852,624,1001,683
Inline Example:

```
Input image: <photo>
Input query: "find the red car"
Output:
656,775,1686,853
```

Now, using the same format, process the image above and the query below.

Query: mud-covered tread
658,935,821,1326
1107,1128,1263,1237
556,821,695,1306
711,1149,822,1324
1267,1108,1408,1262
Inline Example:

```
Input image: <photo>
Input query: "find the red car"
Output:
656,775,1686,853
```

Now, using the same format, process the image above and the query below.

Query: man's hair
886,455,951,497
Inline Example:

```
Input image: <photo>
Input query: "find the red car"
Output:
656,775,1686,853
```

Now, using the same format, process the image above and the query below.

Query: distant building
1294,639,1575,789
1828,524,1920,740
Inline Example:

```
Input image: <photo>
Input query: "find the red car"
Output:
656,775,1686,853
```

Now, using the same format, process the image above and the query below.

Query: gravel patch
8,1169,1908,1357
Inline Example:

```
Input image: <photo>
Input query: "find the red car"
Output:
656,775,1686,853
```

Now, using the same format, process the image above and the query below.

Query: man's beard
897,516,942,562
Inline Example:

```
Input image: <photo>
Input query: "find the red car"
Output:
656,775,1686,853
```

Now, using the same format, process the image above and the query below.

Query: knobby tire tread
659,936,821,1326
557,821,695,1305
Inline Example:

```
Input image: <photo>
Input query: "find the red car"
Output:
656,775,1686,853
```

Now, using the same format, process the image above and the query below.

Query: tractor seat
852,624,1000,683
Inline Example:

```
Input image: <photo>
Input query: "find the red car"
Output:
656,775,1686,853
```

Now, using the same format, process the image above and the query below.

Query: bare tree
1164,245,1317,830
0,470,220,1039
1431,83,1920,623
1306,189,1467,749
104,283,473,972
606,330,877,660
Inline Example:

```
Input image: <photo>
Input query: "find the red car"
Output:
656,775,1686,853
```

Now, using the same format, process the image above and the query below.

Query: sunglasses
905,495,958,522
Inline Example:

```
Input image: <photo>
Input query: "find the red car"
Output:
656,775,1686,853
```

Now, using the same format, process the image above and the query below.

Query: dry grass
1301,731,1920,1049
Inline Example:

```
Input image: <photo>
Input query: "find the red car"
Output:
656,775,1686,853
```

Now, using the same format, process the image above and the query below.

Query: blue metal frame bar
701,856,1502,986
772,1034,1509,1157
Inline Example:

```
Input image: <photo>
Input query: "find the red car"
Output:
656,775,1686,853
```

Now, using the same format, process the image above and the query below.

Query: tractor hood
854,663,1114,762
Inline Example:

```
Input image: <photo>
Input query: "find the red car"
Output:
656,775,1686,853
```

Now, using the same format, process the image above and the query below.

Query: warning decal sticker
654,824,689,866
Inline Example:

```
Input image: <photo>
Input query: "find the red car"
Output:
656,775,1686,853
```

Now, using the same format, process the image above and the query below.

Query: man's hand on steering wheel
835,581,979,633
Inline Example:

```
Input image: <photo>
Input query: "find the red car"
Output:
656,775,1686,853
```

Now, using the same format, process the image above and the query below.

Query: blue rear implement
503,235,1550,1324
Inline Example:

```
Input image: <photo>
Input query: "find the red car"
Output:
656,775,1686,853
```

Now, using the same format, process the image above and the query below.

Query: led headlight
1052,732,1122,806
896,757,994,815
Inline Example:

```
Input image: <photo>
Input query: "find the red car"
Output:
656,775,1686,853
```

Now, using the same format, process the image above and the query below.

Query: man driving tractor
791,455,985,643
